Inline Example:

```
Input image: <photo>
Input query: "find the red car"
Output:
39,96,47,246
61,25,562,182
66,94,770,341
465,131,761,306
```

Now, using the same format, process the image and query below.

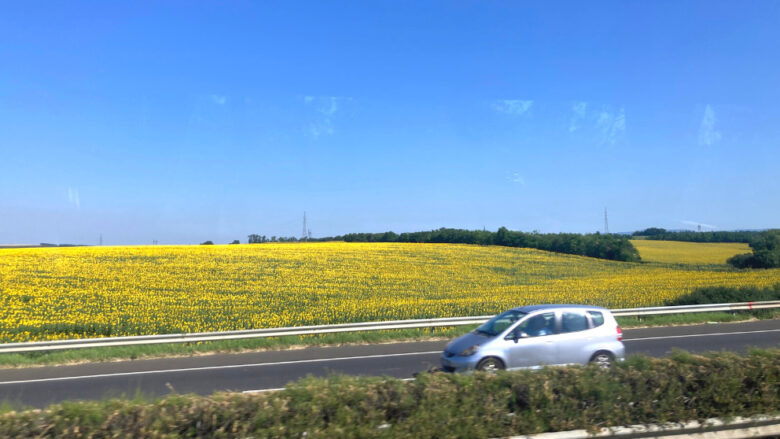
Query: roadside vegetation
0,350,777,438
616,309,780,327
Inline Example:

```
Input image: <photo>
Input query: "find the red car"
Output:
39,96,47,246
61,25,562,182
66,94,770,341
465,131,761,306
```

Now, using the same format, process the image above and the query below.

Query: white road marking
1,328,777,386
625,328,780,341
241,377,417,394
242,387,285,394
0,351,442,386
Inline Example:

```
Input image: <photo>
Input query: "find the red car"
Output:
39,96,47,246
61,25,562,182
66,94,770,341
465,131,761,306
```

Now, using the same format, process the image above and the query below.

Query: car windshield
475,310,527,336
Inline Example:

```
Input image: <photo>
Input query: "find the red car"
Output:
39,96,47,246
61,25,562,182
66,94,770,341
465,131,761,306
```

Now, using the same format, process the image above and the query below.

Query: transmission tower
604,208,609,234
302,212,308,241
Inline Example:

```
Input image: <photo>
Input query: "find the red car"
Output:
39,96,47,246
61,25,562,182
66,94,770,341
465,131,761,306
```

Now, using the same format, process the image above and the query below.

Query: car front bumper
440,354,479,373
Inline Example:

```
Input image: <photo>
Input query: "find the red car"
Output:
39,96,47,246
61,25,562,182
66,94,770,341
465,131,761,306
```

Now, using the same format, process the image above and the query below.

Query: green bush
729,249,780,268
1,351,777,438
728,230,780,269
666,284,780,306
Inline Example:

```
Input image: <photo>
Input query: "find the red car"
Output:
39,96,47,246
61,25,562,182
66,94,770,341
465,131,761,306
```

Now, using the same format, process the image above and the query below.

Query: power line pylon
302,212,308,241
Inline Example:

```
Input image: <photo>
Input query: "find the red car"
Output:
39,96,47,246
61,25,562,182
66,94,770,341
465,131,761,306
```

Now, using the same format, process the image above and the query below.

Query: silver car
441,304,625,372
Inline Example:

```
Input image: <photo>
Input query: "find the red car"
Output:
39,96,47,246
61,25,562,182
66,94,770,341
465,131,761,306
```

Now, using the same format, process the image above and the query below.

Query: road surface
0,319,777,409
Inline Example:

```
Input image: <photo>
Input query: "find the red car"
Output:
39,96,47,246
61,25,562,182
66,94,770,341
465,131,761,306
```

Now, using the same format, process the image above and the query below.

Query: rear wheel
590,351,614,369
476,357,505,373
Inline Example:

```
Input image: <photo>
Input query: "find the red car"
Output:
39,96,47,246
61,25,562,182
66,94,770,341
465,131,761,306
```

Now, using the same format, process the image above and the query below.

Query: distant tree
201,240,214,245
381,231,398,242
495,227,509,245
229,240,240,245
632,227,667,237
750,230,780,252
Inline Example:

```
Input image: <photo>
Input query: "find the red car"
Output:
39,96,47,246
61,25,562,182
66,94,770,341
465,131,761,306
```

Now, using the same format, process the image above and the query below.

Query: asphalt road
0,319,778,409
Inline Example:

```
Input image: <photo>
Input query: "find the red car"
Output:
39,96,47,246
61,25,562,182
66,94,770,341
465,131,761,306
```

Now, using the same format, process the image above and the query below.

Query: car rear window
588,311,605,327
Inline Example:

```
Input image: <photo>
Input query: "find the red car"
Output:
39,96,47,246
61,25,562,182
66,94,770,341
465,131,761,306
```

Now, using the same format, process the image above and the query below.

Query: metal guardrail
1,301,778,353
609,300,780,316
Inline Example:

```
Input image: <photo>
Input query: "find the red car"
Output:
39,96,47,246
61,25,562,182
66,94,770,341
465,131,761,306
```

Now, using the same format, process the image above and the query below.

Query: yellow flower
0,242,776,342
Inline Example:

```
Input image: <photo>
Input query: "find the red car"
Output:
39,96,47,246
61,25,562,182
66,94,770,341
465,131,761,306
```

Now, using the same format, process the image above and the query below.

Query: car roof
511,304,610,313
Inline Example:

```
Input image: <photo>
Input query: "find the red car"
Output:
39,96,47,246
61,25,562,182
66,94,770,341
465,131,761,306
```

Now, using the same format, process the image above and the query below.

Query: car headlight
458,345,480,356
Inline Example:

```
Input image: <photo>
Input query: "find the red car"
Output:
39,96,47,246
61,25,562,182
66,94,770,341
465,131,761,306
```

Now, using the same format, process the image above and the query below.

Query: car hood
444,331,493,355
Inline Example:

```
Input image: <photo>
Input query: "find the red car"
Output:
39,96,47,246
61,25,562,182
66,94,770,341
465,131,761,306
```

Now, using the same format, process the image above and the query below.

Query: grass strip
0,310,778,368
615,309,780,327
0,350,778,438
0,326,467,368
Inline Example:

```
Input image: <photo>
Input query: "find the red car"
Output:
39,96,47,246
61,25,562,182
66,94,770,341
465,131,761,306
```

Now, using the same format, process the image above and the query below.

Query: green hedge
1,351,778,438
666,284,780,306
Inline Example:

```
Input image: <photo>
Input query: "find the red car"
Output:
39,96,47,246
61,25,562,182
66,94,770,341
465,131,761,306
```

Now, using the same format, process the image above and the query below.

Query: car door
504,312,557,369
553,310,593,365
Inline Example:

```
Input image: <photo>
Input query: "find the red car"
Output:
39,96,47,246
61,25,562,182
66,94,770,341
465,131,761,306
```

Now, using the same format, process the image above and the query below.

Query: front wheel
476,357,505,373
590,352,614,369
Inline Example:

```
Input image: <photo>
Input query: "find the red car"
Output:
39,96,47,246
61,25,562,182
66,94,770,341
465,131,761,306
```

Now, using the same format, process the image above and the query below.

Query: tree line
248,234,304,243
632,228,762,243
322,227,641,262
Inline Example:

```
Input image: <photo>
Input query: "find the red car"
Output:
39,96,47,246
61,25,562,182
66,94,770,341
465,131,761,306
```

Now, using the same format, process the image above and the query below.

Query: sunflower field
0,242,777,342
630,239,751,265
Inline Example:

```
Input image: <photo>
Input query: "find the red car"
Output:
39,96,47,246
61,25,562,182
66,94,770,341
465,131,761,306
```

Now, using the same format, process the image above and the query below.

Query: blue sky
2,1,779,244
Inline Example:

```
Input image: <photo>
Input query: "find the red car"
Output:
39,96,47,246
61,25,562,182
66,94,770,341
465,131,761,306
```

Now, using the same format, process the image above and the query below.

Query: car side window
560,312,588,333
492,314,522,334
587,311,604,328
517,312,555,337
492,318,513,334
